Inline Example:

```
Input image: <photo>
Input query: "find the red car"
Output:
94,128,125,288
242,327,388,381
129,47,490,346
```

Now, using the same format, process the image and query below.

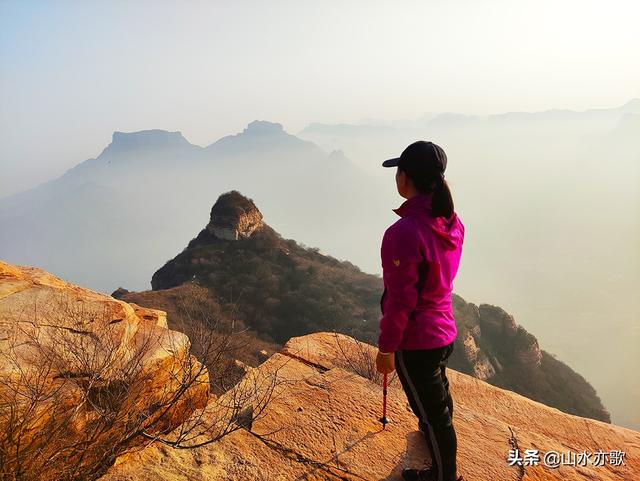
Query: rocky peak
242,120,285,136
99,129,191,158
206,190,264,241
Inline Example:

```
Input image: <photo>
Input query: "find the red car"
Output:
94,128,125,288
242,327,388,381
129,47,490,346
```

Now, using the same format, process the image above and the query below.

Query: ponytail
402,168,455,220
431,176,454,220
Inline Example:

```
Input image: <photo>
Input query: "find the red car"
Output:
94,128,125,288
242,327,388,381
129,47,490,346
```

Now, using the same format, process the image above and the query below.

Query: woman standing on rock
376,141,465,481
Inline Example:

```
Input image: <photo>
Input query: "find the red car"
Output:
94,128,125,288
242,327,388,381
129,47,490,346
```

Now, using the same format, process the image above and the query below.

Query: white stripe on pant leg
427,424,443,481
397,351,444,481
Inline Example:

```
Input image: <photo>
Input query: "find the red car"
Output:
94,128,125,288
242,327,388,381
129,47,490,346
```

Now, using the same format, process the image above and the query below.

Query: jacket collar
392,192,433,217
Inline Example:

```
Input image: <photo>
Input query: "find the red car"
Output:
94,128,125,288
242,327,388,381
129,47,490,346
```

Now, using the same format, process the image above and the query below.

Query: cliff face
452,301,541,377
148,190,610,423
0,261,210,479
101,332,640,481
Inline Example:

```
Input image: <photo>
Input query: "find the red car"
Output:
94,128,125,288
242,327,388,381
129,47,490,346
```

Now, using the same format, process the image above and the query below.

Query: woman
376,140,465,481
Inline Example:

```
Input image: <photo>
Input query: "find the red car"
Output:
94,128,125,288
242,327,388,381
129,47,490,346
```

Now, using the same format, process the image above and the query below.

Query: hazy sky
1,0,639,197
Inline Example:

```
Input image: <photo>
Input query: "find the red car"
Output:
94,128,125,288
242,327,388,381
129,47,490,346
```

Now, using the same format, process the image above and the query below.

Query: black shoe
401,467,435,481
401,467,464,481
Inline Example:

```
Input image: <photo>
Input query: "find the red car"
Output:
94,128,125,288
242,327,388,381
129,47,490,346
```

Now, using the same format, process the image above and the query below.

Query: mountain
145,190,610,423
101,332,640,481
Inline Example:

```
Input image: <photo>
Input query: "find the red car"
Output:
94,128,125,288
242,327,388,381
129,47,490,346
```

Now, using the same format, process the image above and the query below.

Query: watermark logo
507,448,626,468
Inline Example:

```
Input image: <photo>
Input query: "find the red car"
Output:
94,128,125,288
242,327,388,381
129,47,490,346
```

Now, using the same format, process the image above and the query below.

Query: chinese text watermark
507,448,626,468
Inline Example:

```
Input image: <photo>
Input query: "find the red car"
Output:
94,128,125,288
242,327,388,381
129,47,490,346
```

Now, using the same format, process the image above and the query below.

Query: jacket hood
430,212,464,250
393,193,464,250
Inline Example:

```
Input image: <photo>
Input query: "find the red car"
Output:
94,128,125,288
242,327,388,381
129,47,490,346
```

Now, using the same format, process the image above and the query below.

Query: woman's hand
376,350,396,374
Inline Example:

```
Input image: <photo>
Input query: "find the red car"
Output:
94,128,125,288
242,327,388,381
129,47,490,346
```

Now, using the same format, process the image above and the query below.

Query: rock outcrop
101,332,639,481
456,301,542,372
0,261,210,479
206,190,264,241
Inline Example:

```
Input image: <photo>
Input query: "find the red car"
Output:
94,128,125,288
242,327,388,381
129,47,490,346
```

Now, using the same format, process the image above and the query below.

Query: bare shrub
0,288,284,481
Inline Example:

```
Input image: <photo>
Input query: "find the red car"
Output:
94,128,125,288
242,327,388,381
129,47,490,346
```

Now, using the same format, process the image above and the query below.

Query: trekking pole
379,372,389,429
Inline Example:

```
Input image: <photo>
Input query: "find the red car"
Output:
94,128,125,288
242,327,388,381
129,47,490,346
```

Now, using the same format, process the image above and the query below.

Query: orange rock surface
102,332,639,480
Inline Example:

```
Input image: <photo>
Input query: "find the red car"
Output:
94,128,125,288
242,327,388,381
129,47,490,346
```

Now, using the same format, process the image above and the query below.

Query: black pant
395,342,457,481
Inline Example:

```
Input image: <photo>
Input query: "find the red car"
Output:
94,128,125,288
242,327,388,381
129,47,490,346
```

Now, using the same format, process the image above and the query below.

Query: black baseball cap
382,140,447,181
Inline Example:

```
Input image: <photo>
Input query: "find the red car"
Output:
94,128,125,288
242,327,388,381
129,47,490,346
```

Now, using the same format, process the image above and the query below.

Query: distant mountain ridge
146,190,610,423
301,97,640,135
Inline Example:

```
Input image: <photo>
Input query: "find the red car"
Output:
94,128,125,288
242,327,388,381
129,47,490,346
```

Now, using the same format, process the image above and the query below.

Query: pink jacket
378,192,465,352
